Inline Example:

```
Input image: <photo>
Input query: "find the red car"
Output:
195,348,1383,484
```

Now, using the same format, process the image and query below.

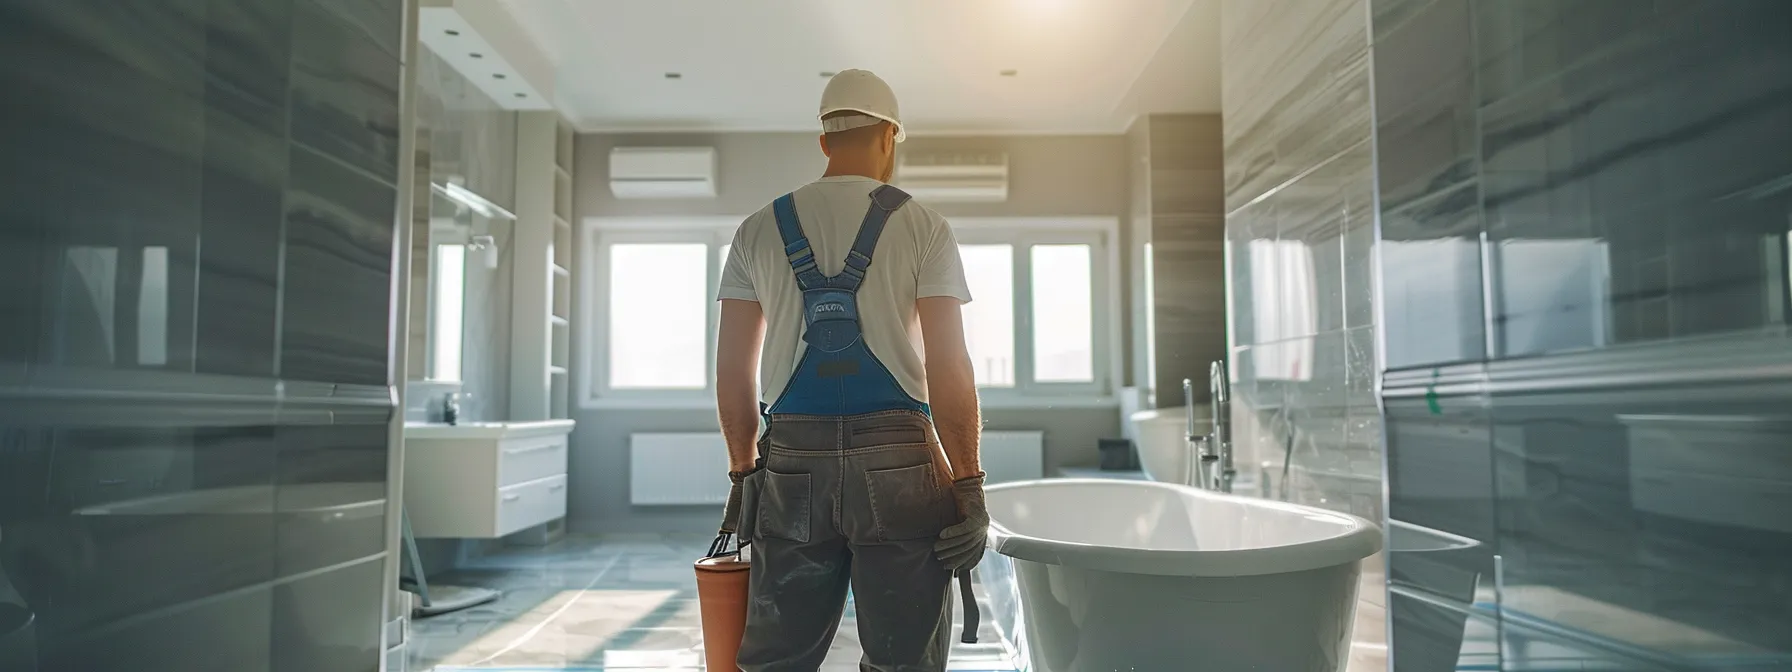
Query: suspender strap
771,193,827,289
769,185,913,292
839,186,911,286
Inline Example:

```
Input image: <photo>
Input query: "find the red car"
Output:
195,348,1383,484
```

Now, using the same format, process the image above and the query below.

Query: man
713,69,988,671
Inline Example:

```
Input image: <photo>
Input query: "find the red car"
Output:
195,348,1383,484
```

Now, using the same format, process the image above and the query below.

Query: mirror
421,186,511,383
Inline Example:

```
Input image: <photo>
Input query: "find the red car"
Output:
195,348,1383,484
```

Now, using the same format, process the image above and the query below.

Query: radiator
628,430,1046,505
981,431,1045,484
630,433,731,505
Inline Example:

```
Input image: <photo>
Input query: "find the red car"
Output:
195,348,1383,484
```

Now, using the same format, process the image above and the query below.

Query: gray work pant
737,410,960,672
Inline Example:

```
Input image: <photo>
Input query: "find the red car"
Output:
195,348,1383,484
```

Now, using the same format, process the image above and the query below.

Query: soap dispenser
442,392,460,426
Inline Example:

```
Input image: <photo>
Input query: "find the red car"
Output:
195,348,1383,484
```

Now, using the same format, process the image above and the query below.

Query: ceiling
500,0,1221,136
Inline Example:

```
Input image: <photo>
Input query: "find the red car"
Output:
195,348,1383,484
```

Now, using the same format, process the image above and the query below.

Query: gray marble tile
1373,0,1475,213
205,0,293,110
1370,0,1437,39
1379,183,1486,370
197,84,286,377
274,423,390,574
315,0,404,59
279,145,396,385
1222,0,1372,209
289,0,402,183
273,557,385,672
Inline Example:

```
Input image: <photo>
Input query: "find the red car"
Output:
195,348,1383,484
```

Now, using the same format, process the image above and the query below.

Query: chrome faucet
1183,360,1235,492
1208,360,1234,493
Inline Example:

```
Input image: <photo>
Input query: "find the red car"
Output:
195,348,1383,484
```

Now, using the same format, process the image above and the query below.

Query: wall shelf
511,113,578,422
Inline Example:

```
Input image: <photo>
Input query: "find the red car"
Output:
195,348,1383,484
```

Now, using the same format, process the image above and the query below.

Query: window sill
578,394,1120,412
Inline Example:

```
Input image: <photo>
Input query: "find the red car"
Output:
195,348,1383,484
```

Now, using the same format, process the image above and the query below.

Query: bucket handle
706,532,746,559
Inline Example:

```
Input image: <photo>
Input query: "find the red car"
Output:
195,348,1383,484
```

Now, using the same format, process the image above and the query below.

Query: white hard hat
819,69,905,143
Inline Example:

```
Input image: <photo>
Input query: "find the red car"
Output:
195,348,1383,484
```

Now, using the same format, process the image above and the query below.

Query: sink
403,419,575,538
404,419,575,440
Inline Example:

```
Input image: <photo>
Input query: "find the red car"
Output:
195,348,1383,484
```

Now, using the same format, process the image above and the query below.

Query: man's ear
819,134,833,158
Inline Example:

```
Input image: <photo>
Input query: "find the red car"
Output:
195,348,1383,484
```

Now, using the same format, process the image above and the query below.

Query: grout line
464,551,626,666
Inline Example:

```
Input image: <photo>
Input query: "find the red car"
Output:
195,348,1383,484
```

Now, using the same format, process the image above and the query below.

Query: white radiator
981,431,1045,484
628,430,1046,504
630,433,731,505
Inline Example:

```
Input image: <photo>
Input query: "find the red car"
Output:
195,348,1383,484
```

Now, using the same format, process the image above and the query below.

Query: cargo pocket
864,463,949,541
736,470,762,542
756,470,812,543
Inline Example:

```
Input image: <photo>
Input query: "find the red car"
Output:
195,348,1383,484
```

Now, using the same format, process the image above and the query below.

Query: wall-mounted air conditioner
609,147,717,199
895,153,1009,202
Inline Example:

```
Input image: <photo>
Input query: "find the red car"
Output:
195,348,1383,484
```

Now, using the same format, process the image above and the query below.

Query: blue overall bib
765,184,929,417
737,185,978,672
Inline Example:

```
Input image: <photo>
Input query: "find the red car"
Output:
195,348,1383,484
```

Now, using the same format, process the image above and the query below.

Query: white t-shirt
717,176,971,405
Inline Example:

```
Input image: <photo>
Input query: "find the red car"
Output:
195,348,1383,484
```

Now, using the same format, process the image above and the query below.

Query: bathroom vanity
403,420,576,538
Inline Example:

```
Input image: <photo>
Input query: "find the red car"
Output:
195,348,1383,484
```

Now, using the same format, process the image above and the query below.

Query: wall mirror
419,180,513,383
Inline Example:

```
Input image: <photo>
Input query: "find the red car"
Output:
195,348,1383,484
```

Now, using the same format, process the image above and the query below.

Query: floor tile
410,533,1019,671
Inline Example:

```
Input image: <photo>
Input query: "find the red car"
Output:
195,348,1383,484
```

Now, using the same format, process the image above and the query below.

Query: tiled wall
1219,0,1385,668
1145,114,1227,408
1220,0,1381,543
1374,1,1792,669
404,46,519,423
0,0,405,670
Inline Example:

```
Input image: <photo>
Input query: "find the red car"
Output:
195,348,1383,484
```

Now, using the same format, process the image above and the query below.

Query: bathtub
1128,406,1207,485
983,479,1382,672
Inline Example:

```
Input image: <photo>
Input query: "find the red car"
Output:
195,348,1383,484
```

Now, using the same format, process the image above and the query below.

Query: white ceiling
499,0,1221,135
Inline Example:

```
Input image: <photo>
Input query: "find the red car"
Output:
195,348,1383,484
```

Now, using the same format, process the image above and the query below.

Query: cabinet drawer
497,435,568,487
496,474,567,537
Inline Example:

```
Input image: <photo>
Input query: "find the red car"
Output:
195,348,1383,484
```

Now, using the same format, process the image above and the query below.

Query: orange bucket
694,552,750,672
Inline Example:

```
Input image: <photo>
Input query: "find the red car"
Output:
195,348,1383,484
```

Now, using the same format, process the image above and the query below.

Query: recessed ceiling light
665,72,683,80
445,29,460,36
469,52,483,59
1000,69,1018,77
493,73,507,80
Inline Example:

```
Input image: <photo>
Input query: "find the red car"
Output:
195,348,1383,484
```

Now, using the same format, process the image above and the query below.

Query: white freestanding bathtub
983,479,1382,672
1129,406,1208,485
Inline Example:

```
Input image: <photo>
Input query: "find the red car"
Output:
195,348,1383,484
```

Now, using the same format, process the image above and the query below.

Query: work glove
719,468,757,535
934,474,989,572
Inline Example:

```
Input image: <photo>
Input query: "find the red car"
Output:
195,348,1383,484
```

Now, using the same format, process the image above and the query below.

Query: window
429,244,465,382
1031,244,1094,382
585,220,739,403
959,244,1015,387
584,217,1116,406
607,243,709,389
952,220,1114,397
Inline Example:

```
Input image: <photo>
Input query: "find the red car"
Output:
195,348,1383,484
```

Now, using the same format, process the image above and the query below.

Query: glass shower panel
1486,351,1792,670
1384,374,1502,672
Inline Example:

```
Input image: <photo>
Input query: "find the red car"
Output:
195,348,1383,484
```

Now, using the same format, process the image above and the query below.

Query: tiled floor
408,533,1392,672
407,533,1016,671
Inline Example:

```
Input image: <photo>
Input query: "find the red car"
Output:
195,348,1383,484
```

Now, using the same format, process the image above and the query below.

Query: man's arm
918,296,981,479
716,299,766,472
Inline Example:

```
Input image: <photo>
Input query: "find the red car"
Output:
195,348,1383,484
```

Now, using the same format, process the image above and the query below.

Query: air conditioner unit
895,153,1008,202
609,147,717,199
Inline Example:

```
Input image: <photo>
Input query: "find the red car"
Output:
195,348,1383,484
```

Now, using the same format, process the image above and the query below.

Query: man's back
713,69,988,672
718,175,969,405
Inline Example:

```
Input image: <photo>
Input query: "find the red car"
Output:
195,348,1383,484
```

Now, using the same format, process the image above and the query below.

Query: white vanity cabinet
403,420,576,538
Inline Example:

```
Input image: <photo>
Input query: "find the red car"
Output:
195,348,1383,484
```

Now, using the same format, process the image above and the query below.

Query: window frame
579,215,1122,409
952,217,1120,401
582,217,741,406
